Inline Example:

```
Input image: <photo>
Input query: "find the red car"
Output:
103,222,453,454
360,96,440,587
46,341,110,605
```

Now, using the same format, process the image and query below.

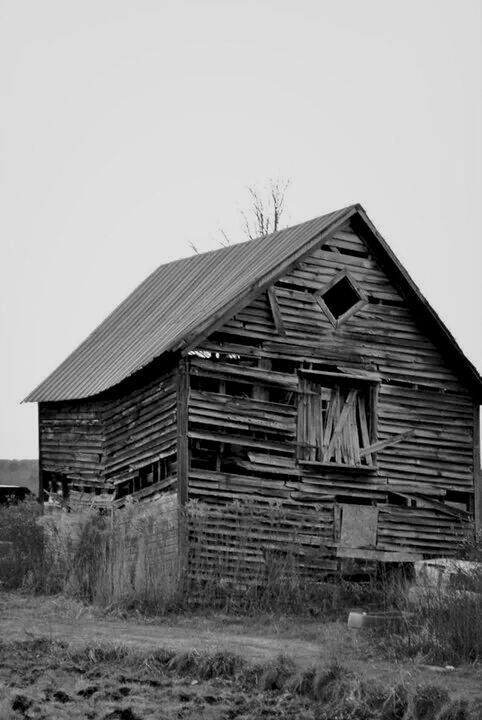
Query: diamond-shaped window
315,271,367,327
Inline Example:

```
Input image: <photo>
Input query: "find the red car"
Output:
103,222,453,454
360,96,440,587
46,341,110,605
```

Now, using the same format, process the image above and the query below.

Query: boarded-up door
339,505,378,549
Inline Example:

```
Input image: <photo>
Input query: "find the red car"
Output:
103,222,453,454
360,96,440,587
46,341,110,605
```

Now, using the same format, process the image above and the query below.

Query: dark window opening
315,271,367,327
224,380,252,398
190,375,220,393
387,491,411,507
191,439,219,471
219,443,248,473
267,388,296,405
321,276,361,319
44,472,70,499
337,496,375,506
444,490,471,513
116,454,176,500
191,439,249,474
270,358,298,374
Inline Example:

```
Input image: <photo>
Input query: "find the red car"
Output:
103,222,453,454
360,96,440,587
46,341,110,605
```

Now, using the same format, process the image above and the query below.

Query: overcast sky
1,0,481,458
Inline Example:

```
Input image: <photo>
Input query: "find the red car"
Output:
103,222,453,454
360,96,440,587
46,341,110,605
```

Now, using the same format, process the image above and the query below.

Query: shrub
0,499,44,590
409,684,450,720
456,531,482,563
0,497,179,611
372,563,482,664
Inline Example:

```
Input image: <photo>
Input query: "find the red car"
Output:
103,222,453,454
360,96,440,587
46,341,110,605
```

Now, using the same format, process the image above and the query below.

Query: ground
0,592,481,719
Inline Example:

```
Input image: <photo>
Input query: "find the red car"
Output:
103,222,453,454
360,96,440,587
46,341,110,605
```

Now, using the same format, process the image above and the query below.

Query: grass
0,638,480,720
2,499,482,671
372,561,482,665
0,498,180,610
0,497,376,617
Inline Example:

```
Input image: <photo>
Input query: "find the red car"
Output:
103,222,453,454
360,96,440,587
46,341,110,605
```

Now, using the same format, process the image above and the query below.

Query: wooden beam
357,396,372,464
337,547,423,562
267,287,286,336
176,359,189,506
298,459,378,472
358,429,414,458
474,404,481,533
38,404,44,507
253,357,271,401
189,358,297,389
323,389,358,462
176,359,190,589
391,491,470,520
299,368,380,384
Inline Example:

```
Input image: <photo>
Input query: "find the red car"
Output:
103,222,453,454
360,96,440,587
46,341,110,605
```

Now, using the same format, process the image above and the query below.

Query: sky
0,0,481,459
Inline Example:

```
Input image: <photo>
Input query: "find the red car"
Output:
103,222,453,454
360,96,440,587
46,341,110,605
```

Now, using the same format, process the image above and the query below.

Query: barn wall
39,367,178,510
39,399,107,505
103,369,178,506
185,219,475,574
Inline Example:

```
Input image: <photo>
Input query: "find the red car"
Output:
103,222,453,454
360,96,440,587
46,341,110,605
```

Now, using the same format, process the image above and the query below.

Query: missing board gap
325,244,370,259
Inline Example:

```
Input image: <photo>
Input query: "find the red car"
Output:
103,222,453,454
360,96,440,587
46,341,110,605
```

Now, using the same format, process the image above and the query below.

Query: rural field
1,592,482,720
1,501,482,718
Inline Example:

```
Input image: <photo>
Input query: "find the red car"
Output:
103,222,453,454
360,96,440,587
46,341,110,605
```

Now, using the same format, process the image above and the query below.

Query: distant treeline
0,459,38,494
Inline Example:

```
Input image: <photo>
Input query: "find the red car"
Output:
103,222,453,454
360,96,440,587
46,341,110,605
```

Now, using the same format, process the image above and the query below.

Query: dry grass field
2,503,482,717
1,593,481,719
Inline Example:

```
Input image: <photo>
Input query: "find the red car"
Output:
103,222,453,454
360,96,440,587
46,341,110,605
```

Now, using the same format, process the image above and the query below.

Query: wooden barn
25,204,482,570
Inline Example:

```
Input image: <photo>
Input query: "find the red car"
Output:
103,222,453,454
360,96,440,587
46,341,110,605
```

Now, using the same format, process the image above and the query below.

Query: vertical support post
176,358,189,507
474,404,481,534
267,287,286,336
38,404,44,508
369,383,379,446
176,358,190,590
253,357,270,401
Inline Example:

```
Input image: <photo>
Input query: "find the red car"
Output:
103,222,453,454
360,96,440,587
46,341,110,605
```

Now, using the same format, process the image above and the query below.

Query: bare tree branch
218,228,231,247
188,241,200,254
242,178,290,240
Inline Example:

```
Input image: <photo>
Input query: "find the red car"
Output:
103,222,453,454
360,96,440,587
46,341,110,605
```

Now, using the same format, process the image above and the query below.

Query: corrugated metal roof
25,203,482,402
25,206,355,401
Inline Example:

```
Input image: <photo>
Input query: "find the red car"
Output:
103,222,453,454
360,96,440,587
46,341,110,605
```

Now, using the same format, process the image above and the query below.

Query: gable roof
25,204,482,402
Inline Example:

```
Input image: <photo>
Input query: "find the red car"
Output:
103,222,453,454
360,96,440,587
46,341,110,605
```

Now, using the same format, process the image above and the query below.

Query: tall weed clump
89,498,180,611
0,495,180,611
0,498,44,590
374,560,482,664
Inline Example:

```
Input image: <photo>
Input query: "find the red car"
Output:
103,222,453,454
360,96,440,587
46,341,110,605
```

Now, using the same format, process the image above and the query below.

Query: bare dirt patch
0,639,316,720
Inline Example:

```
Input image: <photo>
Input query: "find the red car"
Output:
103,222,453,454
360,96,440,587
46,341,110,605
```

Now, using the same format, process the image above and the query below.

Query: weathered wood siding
39,368,178,508
39,399,106,486
185,219,475,568
104,370,178,503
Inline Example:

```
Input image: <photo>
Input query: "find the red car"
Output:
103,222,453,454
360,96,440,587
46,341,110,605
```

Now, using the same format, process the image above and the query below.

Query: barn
25,204,482,571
